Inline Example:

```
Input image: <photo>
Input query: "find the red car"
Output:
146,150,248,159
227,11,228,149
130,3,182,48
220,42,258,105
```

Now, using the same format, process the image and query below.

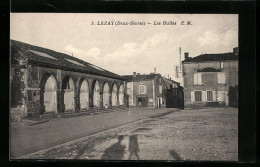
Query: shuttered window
220,62,224,69
218,73,226,84
139,85,147,94
194,73,202,85
207,91,213,101
195,91,202,102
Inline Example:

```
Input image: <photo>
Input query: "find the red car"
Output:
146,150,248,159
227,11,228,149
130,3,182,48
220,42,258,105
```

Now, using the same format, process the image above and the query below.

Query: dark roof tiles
11,40,123,80
122,74,159,81
182,52,238,63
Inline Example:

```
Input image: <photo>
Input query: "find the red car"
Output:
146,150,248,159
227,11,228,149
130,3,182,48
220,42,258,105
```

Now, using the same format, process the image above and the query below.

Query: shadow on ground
101,135,126,160
101,134,141,160
169,150,182,160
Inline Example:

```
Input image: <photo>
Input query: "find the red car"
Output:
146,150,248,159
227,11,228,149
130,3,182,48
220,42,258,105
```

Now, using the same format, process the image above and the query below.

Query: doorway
136,96,148,107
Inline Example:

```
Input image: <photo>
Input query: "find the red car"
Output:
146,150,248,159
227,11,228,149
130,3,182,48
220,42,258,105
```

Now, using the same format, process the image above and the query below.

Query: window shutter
191,91,194,102
145,85,147,94
194,74,198,85
213,91,216,101
224,73,227,84
218,73,227,84
217,73,221,84
202,91,206,102
225,92,229,105
198,73,202,85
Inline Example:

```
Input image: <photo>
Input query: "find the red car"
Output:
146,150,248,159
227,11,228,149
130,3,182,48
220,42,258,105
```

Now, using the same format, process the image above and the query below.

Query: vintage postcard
10,13,238,160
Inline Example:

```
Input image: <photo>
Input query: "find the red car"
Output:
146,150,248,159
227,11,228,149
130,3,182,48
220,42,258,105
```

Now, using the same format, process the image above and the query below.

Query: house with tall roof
182,47,238,108
10,40,127,117
123,72,169,108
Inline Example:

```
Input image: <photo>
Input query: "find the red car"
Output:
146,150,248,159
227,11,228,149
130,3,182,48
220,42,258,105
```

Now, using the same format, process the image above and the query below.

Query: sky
10,13,238,84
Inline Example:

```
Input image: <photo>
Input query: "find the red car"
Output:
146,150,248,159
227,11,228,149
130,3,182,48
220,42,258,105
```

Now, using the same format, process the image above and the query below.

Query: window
27,90,33,101
195,91,202,102
139,85,146,94
207,91,213,101
159,85,162,94
218,73,226,84
194,73,202,85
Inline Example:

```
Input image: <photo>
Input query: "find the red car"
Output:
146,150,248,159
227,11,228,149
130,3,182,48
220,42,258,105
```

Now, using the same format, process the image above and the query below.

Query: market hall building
10,40,127,117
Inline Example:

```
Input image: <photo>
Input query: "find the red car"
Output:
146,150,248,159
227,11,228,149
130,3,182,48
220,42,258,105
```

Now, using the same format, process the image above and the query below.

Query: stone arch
102,82,110,108
92,80,100,108
111,83,118,107
119,84,124,106
62,76,75,111
40,74,58,113
79,78,89,111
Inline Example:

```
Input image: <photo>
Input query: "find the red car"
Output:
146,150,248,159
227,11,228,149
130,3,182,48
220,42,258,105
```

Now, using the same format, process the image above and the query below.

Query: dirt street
21,108,238,161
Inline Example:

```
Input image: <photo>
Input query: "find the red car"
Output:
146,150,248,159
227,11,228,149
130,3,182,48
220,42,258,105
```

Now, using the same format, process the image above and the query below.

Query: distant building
163,77,180,89
123,73,167,108
163,77,184,109
10,40,127,117
182,48,238,108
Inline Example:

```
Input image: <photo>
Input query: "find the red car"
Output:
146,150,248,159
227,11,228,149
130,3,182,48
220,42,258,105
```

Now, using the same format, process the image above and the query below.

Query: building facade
10,40,127,117
123,73,167,108
182,48,238,108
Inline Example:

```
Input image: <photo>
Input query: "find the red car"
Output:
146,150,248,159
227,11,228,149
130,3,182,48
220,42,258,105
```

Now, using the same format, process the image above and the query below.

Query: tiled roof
122,74,159,81
182,52,238,63
163,77,179,84
11,40,124,80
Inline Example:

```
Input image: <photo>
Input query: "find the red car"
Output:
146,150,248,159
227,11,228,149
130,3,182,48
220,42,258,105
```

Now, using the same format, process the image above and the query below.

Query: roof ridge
11,40,122,79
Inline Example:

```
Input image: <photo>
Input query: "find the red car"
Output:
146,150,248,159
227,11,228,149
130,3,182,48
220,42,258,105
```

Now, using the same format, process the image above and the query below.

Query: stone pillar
99,92,103,109
89,87,93,109
57,89,64,114
124,81,127,107
74,88,79,113
116,93,119,106
40,89,45,115
109,93,112,108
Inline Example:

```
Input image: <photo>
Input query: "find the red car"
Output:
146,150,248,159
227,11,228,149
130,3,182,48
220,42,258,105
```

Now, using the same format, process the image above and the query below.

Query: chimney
233,47,239,55
137,73,140,76
184,52,189,60
133,72,136,77
154,67,156,74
